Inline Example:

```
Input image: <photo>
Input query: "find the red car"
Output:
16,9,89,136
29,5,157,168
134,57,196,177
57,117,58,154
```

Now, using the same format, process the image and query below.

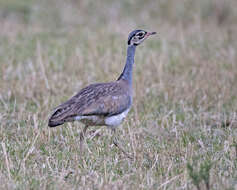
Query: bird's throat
117,45,136,85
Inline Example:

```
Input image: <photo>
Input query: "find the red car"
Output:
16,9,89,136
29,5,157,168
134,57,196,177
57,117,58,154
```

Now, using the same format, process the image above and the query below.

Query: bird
48,29,156,157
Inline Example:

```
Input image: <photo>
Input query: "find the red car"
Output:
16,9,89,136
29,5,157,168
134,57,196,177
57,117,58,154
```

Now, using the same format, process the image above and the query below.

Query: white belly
74,115,104,126
74,108,130,128
105,108,130,128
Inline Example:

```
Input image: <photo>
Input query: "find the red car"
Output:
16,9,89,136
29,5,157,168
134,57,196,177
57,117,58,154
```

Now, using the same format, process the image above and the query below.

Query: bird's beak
146,32,157,37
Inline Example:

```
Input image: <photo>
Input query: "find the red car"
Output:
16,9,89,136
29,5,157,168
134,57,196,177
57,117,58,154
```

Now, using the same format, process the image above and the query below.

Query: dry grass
0,0,237,189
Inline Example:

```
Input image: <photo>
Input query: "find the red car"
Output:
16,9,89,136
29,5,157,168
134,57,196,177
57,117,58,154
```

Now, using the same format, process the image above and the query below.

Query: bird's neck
117,45,136,85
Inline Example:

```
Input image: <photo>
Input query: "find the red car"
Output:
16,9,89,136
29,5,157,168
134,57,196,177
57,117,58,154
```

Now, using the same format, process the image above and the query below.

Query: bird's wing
48,81,131,126
80,92,131,116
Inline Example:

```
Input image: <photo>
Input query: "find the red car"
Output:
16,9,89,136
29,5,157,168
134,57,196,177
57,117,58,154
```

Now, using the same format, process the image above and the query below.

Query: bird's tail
48,99,76,127
48,118,65,127
48,105,67,127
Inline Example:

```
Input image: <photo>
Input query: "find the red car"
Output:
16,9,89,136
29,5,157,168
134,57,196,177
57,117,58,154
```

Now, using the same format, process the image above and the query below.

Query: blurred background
0,0,236,32
0,0,236,40
1,0,236,106
0,0,237,189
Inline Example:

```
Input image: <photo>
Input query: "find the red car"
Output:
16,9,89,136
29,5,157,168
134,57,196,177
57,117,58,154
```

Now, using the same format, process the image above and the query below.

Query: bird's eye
137,32,144,37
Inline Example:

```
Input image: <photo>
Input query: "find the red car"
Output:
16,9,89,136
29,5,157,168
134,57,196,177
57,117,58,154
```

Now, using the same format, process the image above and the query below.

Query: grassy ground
0,0,237,189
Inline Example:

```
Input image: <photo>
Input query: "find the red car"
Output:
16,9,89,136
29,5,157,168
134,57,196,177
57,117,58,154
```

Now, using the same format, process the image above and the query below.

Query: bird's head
127,29,156,46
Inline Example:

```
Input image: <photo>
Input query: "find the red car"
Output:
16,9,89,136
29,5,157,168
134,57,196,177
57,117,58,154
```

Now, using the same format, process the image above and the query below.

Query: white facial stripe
136,31,145,37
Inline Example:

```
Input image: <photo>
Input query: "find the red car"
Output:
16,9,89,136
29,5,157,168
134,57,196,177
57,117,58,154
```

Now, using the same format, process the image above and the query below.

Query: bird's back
48,79,132,127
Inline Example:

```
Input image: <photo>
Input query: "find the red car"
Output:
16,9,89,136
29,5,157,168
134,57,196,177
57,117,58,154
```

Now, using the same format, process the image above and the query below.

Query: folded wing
48,80,131,127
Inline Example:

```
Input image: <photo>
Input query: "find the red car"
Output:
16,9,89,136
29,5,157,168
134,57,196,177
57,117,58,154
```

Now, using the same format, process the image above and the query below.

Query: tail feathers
48,108,65,127
48,101,76,127
48,108,67,127
48,109,69,127
48,119,65,127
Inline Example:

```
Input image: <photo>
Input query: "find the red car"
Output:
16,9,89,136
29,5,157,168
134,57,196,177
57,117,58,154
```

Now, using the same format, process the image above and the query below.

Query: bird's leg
112,129,133,160
80,125,89,152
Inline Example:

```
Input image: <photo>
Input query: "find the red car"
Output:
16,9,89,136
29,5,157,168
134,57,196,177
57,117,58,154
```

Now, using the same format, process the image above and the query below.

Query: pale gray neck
117,45,136,85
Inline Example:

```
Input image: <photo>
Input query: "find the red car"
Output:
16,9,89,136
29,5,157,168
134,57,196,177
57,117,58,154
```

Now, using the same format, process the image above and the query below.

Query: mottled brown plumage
48,79,131,127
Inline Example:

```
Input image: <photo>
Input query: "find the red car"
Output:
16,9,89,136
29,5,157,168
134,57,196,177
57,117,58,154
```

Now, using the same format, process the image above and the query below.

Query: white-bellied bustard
48,29,156,158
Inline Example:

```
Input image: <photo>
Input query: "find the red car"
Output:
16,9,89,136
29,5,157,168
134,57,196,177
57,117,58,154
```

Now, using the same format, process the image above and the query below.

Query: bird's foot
79,125,89,153
112,129,133,160
113,139,133,160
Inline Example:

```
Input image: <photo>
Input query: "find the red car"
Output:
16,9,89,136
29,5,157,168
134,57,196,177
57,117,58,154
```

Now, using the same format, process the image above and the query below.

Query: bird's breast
105,108,130,128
